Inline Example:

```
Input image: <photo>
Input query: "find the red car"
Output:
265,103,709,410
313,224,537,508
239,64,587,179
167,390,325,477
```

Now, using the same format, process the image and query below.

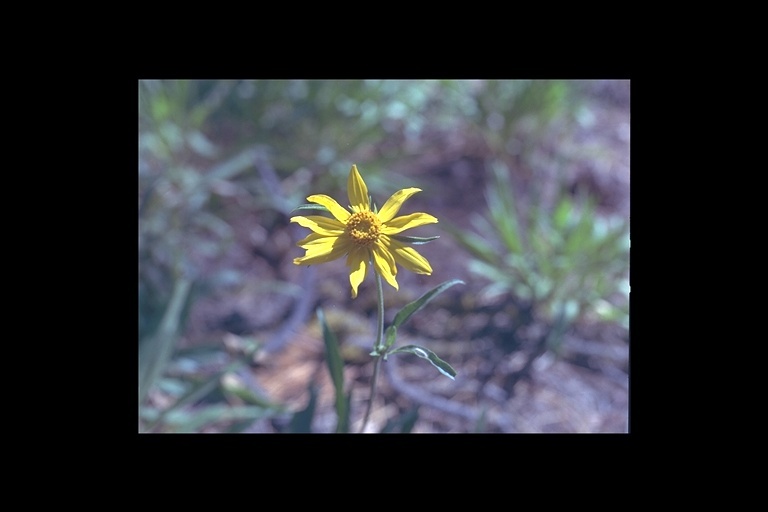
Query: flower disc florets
346,211,381,247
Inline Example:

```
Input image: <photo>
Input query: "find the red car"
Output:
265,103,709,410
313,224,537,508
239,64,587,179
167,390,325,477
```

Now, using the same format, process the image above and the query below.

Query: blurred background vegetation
138,79,630,433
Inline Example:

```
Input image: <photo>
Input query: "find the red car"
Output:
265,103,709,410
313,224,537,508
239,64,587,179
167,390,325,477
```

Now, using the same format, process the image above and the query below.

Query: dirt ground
178,81,630,433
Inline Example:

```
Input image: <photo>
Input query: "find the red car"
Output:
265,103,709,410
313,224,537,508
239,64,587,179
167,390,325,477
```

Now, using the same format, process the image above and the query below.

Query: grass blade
163,405,280,432
380,406,419,433
317,308,348,433
138,277,193,407
288,384,318,433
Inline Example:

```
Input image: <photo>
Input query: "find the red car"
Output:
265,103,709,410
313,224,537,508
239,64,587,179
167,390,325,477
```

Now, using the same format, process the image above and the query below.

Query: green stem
360,357,382,433
375,270,385,351
360,272,385,433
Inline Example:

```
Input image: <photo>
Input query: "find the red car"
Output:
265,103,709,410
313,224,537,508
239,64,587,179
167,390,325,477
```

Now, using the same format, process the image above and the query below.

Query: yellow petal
377,188,421,223
346,246,368,298
386,236,433,275
372,242,399,291
307,194,351,223
381,212,438,235
296,232,330,246
347,164,370,212
290,215,346,236
300,236,341,255
294,236,351,266
299,237,340,248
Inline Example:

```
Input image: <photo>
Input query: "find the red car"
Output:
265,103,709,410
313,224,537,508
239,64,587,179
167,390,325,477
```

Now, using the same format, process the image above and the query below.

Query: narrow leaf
488,162,523,253
392,279,464,329
288,384,318,433
317,308,348,433
390,234,440,245
564,209,594,255
221,373,279,407
142,373,219,432
138,277,193,407
380,406,419,433
163,405,280,432
474,406,488,433
291,204,330,213
388,345,457,380
553,197,572,230
338,389,352,434
384,325,397,351
398,407,419,433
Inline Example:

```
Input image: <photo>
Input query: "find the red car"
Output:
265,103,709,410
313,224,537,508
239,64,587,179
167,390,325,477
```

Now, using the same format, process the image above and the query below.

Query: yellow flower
291,164,438,298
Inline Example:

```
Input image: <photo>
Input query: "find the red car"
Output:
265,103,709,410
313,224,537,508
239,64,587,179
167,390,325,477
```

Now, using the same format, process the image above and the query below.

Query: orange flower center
345,211,381,247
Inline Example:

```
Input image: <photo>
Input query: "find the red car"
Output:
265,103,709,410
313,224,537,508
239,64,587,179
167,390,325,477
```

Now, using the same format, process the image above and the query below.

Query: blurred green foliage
139,80,267,430
139,338,287,433
451,159,629,350
317,308,351,433
139,81,234,341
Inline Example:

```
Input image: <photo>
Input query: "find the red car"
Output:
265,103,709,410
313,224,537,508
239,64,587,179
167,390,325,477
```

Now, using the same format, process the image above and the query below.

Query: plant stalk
360,272,385,432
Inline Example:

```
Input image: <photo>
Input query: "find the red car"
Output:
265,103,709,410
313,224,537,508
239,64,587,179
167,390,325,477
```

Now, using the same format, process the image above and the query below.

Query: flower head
291,164,438,298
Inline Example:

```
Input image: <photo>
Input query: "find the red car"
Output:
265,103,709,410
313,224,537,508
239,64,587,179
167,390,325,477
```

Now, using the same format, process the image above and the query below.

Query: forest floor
179,81,630,433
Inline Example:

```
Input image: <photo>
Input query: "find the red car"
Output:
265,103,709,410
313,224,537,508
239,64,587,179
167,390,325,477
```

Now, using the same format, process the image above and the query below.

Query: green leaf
474,406,488,433
468,259,514,286
398,408,419,433
221,373,278,407
553,197,572,230
487,162,523,253
142,352,279,432
392,279,464,329
162,405,280,432
380,406,419,433
317,308,348,433
338,389,352,434
288,384,318,433
390,234,440,245
292,204,330,213
138,277,193,408
564,211,594,255
147,374,218,428
384,325,397,351
373,325,397,356
387,345,457,380
141,374,219,433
